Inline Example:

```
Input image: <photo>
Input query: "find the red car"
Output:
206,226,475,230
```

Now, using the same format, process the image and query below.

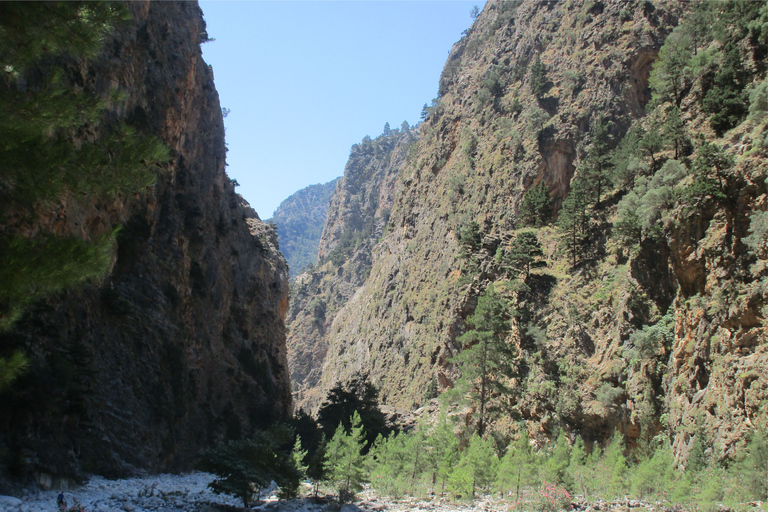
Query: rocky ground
0,473,694,512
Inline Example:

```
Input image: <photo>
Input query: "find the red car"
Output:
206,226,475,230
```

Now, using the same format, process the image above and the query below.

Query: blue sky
199,1,483,219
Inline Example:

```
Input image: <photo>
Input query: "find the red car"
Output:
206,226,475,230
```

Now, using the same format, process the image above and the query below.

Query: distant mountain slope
269,178,340,279
287,126,418,411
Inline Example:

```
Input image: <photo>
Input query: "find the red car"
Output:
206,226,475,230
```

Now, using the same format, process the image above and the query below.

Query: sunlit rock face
295,0,768,458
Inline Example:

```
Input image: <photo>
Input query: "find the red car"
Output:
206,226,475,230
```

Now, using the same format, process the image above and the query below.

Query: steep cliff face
318,0,678,408
309,0,767,457
287,128,417,411
268,178,340,279
0,1,290,481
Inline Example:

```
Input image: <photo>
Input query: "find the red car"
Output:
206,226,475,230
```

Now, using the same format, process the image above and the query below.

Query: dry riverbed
0,473,739,512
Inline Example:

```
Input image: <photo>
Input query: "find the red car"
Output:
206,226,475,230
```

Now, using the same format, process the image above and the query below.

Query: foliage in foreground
0,2,169,387
197,426,303,507
362,416,768,511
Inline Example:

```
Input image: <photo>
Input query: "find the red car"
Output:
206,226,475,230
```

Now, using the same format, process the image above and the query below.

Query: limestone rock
0,1,290,479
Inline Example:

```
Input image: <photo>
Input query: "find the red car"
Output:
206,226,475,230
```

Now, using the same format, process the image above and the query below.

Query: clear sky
199,1,483,219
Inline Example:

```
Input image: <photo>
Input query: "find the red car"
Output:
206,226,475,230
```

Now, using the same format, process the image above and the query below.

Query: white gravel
0,472,248,512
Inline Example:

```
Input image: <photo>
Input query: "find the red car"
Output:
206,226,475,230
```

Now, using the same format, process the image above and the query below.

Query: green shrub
324,411,368,500
520,181,552,227
197,425,303,507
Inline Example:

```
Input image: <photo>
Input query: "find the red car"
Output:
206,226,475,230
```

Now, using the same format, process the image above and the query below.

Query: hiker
57,492,67,511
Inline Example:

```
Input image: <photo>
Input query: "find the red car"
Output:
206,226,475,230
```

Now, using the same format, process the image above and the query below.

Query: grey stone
0,495,23,508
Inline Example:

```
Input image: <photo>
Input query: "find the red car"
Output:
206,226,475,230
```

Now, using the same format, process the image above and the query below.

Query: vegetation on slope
310,0,767,487
268,178,339,279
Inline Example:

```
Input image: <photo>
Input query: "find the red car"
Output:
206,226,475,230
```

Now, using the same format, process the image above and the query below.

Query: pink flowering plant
534,482,572,512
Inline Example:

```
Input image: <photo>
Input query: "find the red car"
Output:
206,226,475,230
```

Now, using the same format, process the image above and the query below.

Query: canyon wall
0,1,291,482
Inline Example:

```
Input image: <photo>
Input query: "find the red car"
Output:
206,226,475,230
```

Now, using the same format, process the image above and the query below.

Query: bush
520,181,552,227
749,78,768,122
534,482,572,512
197,426,302,507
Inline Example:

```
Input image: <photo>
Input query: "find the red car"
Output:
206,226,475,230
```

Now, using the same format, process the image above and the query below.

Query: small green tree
610,124,647,189
447,464,474,500
630,442,676,500
369,433,410,498
495,431,538,500
500,231,545,281
325,411,368,501
449,285,518,436
639,113,665,169
557,178,591,268
197,426,302,507
529,53,549,99
542,432,571,486
457,220,483,259
566,436,595,498
458,433,499,496
684,139,731,208
648,28,693,106
664,105,688,159
735,431,768,501
520,181,552,227
581,115,613,206
599,431,628,499
427,413,461,493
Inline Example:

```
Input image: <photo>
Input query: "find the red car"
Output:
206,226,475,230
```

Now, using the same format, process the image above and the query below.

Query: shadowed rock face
0,1,290,480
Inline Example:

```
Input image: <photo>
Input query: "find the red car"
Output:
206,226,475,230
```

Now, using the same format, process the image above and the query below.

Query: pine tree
581,115,613,206
460,433,499,496
566,436,592,498
600,431,628,498
529,53,549,99
520,181,552,227
449,285,518,436
501,231,545,281
197,426,302,507
556,178,591,268
639,112,664,169
664,105,687,159
495,431,538,500
317,373,389,452
427,413,460,493
325,411,368,501
542,432,571,486
0,3,169,336
737,431,768,501
648,28,693,106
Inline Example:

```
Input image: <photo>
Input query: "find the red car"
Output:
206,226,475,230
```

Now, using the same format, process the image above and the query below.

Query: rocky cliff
299,0,767,459
318,0,677,407
287,127,417,411
0,1,291,482
268,178,340,279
